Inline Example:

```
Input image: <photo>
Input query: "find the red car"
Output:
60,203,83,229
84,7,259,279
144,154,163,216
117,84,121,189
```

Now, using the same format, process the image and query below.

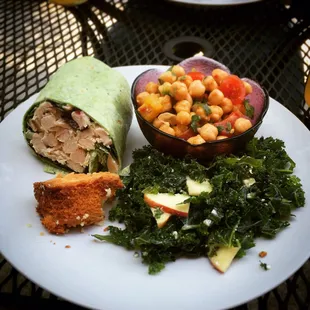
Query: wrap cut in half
23,57,133,173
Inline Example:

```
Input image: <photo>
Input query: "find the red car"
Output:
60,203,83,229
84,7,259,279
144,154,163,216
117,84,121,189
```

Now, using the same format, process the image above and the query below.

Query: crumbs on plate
259,251,267,258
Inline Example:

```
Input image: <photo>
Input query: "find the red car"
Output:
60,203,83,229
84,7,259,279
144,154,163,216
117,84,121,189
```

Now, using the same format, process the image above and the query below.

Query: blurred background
0,0,310,309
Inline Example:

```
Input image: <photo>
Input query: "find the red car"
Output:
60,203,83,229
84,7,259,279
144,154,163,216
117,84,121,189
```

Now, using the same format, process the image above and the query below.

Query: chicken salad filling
25,101,119,173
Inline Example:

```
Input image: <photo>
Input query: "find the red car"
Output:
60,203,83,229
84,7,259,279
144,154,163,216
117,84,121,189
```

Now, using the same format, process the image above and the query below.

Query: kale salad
93,137,305,274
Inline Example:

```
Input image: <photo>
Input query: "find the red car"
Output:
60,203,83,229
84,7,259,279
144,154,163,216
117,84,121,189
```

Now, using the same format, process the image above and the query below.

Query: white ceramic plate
167,0,262,6
0,65,310,310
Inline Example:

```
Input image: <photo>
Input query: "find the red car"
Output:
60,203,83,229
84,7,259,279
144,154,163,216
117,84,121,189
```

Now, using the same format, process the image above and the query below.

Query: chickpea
153,118,168,128
158,82,172,96
217,135,228,140
176,111,191,126
174,124,189,137
203,76,218,92
187,134,205,145
171,65,186,77
198,123,218,141
192,105,210,121
212,69,229,85
243,81,253,95
145,82,159,94
220,97,233,114
178,75,193,88
186,93,193,105
234,118,252,133
170,81,189,101
159,95,172,112
159,123,175,136
158,112,177,126
136,91,149,106
159,71,176,84
174,100,191,113
208,89,224,106
188,80,206,99
209,105,224,122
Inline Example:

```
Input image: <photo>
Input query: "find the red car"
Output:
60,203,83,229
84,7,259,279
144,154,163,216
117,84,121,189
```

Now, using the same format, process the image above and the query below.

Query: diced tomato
187,71,205,81
178,127,195,140
214,110,244,136
233,102,246,115
219,75,246,106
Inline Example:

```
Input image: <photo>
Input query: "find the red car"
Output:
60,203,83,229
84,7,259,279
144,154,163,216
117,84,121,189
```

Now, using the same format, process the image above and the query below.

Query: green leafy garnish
154,208,164,219
259,260,270,270
93,137,305,274
119,165,131,177
161,89,170,96
244,99,255,119
216,125,224,134
43,164,69,175
88,144,117,173
200,103,211,115
226,122,232,132
193,102,211,115
190,115,201,133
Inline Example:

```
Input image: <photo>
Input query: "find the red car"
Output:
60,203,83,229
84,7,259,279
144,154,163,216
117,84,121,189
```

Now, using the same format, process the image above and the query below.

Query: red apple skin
144,194,189,217
161,205,188,217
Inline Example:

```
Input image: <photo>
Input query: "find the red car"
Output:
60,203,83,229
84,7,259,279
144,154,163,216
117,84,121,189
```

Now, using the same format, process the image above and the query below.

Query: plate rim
0,64,310,310
166,0,263,6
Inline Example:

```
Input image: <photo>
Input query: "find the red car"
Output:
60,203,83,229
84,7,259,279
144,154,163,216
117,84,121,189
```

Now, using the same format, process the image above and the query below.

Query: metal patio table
0,0,310,309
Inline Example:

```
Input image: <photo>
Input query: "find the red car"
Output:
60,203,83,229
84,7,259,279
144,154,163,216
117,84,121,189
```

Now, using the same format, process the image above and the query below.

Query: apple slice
186,177,212,196
144,193,190,217
150,208,171,228
209,246,241,273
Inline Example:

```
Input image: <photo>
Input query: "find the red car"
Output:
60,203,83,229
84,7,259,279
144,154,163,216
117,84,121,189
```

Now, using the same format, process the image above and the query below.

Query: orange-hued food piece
138,94,163,122
259,251,267,258
33,172,123,234
305,75,310,107
214,110,244,136
233,102,246,115
178,127,196,140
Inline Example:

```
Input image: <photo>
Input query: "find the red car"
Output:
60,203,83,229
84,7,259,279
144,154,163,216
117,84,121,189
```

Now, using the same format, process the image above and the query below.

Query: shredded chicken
28,101,116,173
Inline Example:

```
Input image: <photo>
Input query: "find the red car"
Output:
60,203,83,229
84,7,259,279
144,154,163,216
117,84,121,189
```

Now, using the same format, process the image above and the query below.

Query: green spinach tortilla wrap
22,57,132,173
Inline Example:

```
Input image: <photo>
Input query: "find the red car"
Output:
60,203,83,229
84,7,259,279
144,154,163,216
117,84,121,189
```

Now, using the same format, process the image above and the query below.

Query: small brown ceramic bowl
131,56,269,163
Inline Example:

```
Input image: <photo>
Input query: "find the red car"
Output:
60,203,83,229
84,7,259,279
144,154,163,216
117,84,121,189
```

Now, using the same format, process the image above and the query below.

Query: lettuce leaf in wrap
22,57,132,173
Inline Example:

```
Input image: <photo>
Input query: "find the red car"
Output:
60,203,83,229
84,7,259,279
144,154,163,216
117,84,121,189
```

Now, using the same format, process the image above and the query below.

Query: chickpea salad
135,65,255,144
93,137,305,274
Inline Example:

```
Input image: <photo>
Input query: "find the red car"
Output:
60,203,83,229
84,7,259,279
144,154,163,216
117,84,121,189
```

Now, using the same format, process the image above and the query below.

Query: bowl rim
131,68,270,147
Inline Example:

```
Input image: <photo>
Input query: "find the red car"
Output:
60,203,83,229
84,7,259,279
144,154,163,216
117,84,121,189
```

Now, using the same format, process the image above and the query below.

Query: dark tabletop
0,0,310,309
